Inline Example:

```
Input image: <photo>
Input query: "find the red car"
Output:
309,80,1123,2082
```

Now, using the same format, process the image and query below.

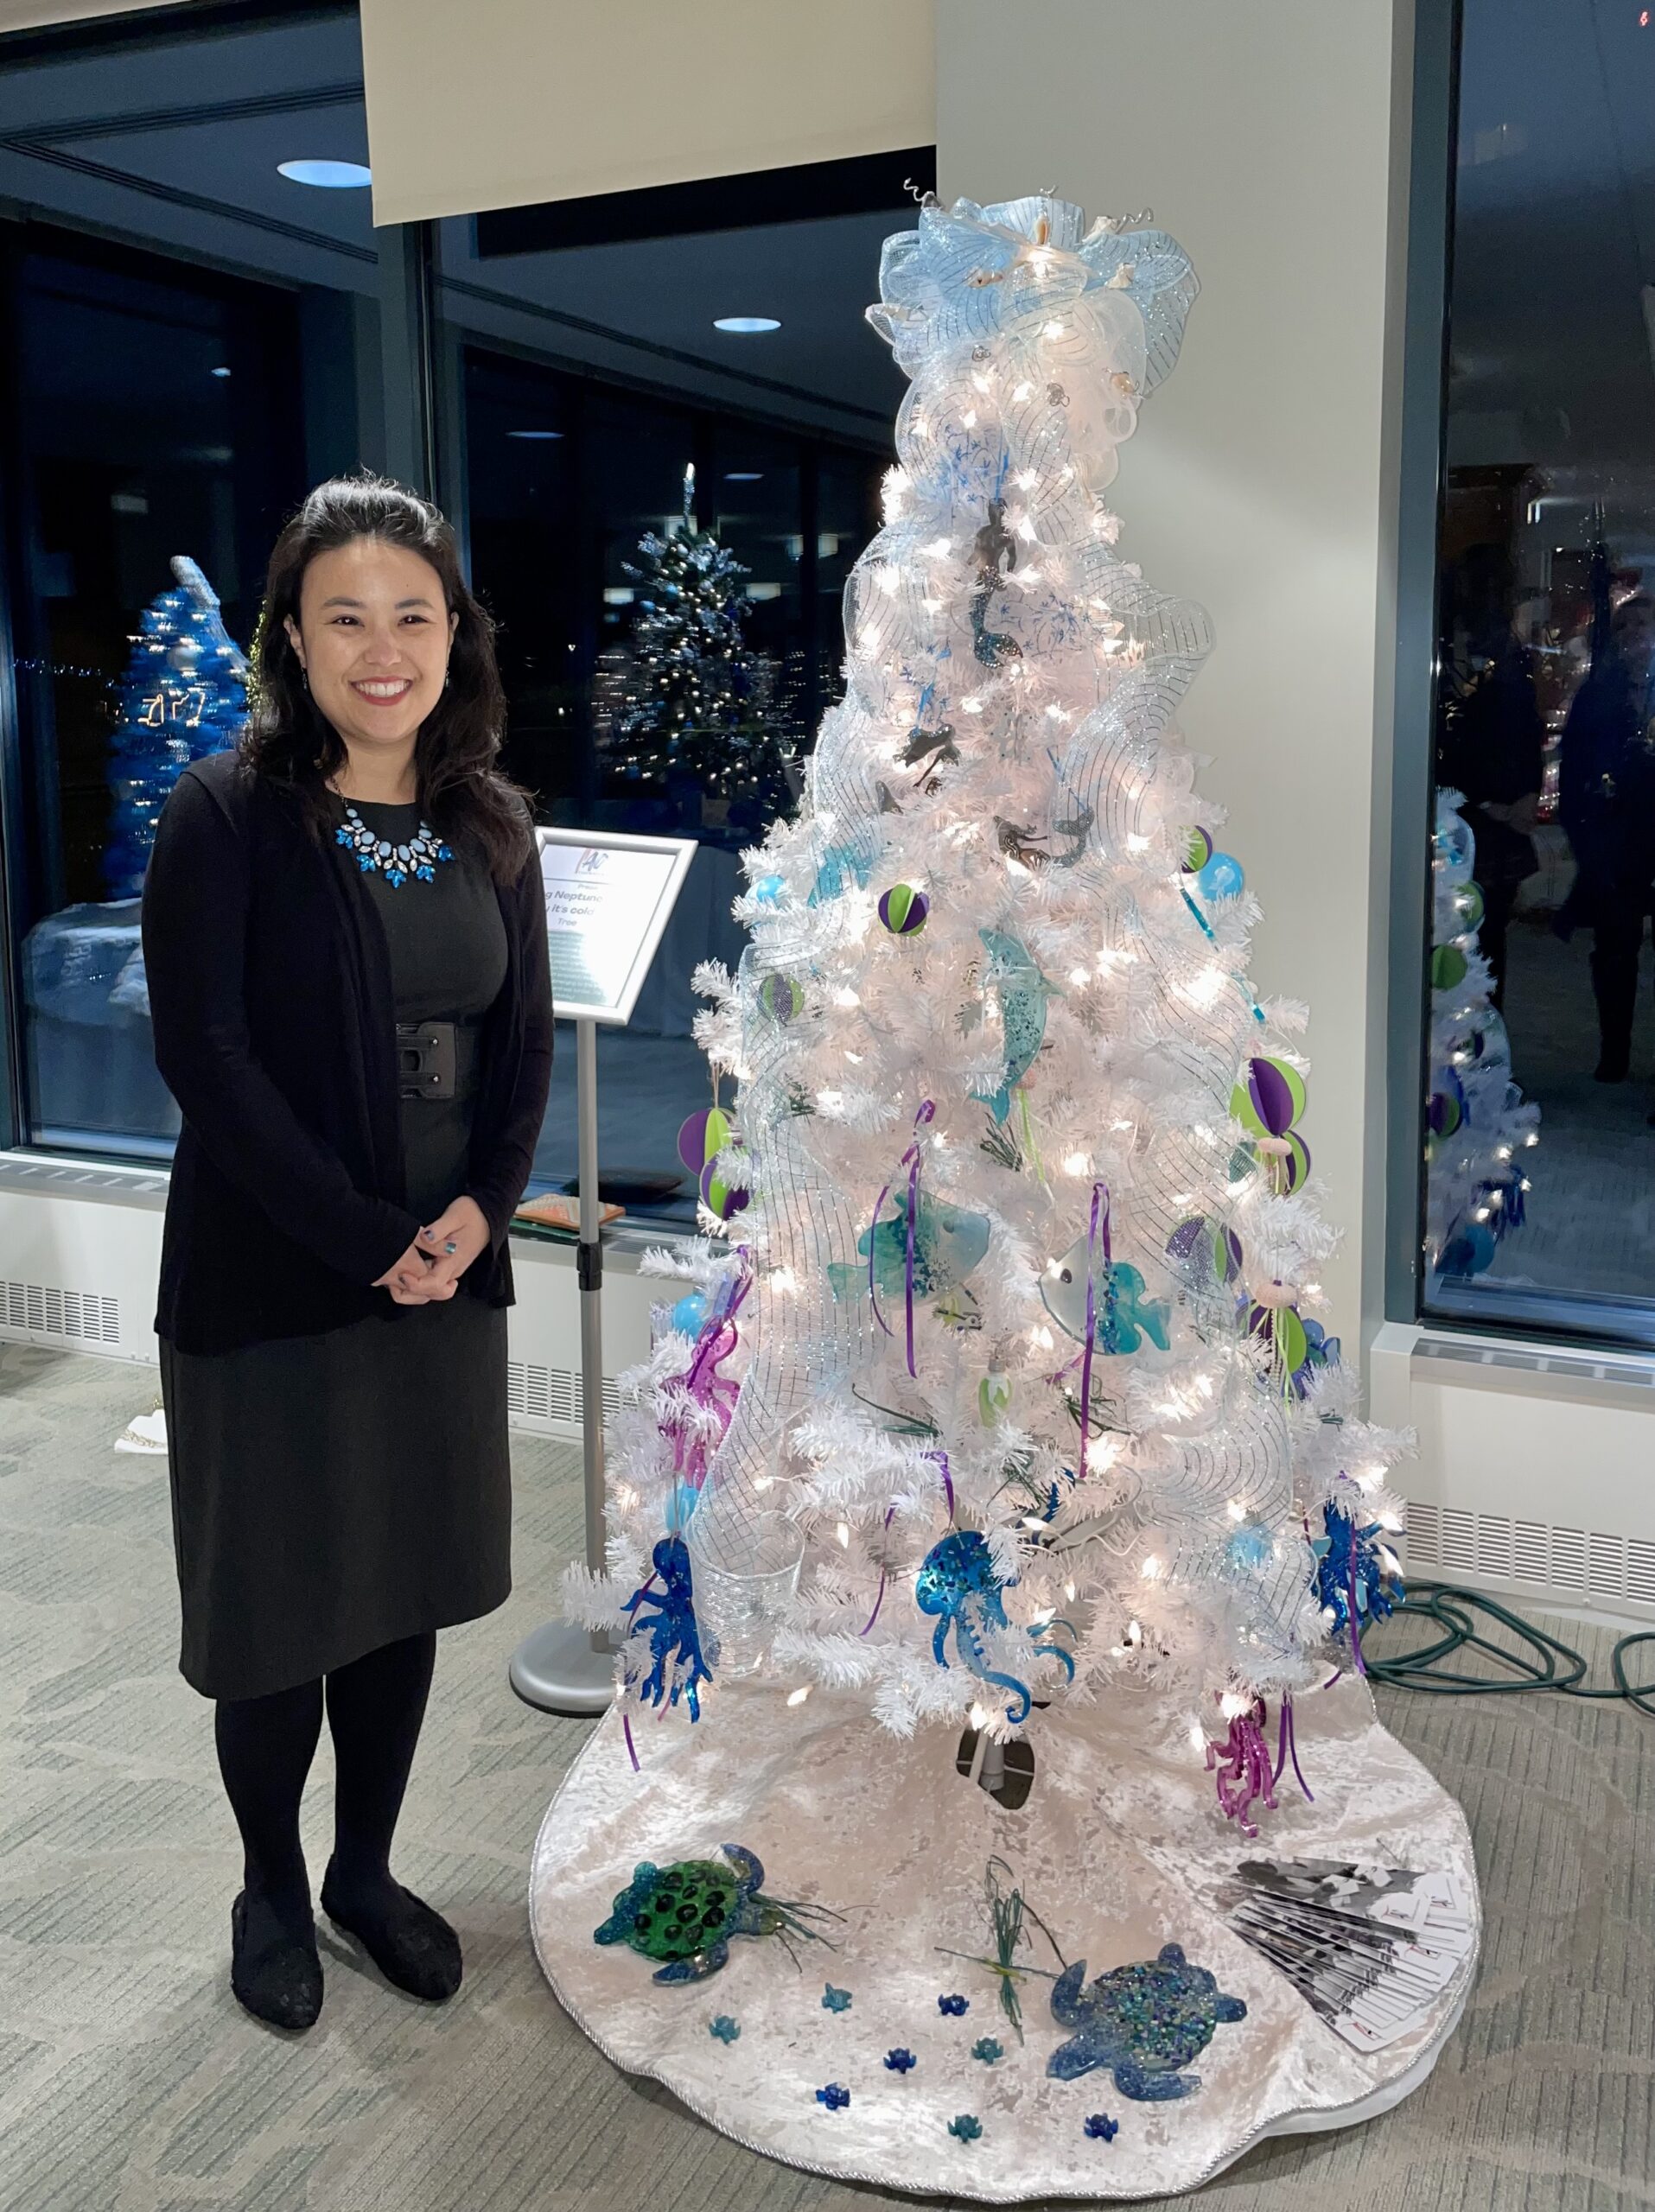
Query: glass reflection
1427,0,1655,1339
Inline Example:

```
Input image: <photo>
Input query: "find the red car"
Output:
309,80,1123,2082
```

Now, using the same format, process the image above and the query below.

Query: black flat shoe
320,1864,462,2002
230,1890,322,2031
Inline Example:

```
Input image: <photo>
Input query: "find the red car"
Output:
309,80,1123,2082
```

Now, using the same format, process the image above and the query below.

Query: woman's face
283,537,457,763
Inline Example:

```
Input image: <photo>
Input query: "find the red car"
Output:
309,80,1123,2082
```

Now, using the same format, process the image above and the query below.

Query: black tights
214,1630,436,1924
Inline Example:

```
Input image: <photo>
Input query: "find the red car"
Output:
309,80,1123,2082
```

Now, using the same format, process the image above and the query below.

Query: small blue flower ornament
939,1992,970,2016
816,2082,850,2112
884,2048,917,2074
822,1983,853,2013
709,2015,740,2044
1085,2113,1120,2142
948,2113,983,2144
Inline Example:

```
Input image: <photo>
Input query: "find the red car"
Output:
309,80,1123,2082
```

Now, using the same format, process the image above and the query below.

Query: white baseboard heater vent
0,1276,123,1349
506,1357,620,1436
1402,1497,1655,1617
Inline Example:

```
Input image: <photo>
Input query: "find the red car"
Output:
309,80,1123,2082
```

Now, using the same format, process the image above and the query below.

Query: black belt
396,1019,481,1102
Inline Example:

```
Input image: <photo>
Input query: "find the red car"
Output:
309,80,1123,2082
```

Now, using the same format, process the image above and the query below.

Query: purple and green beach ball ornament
1230,1056,1307,1143
700,1157,750,1223
1431,943,1468,992
677,1104,733,1179
1230,1055,1310,1194
759,971,805,1024
1167,1213,1244,1287
878,882,929,937
676,1103,749,1221
1428,1071,1466,1143
1182,826,1214,873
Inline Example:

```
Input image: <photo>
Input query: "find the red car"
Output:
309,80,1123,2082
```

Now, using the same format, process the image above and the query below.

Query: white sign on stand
537,828,697,1024
509,825,698,1717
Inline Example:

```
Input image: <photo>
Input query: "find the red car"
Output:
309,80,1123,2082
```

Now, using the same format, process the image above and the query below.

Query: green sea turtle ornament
1047,1944,1247,2100
594,1843,838,1984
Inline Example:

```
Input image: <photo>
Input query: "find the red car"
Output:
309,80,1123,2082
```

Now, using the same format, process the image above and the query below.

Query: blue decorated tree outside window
105,556,248,897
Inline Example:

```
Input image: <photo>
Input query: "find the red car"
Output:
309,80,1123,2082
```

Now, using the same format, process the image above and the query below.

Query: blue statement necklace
335,800,454,889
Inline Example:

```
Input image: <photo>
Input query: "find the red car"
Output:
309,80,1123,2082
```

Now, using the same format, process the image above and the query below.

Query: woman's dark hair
239,473,532,884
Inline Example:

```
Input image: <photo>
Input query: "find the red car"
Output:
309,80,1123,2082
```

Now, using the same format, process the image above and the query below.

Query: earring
443,664,451,690
299,666,309,693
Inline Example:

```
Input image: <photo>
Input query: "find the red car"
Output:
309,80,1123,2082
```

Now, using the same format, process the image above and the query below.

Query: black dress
159,795,514,1701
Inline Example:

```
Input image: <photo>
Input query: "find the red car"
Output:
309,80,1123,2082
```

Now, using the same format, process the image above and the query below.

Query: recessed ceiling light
725,470,763,481
713,316,780,334
277,159,372,188
210,365,232,378
507,429,563,440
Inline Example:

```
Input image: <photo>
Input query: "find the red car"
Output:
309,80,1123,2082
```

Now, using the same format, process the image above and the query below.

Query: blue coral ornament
1312,1497,1402,1673
1047,1945,1247,2100
914,1529,1075,1726
621,1535,712,1724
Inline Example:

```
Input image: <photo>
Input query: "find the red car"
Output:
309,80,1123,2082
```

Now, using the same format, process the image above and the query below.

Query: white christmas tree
1425,791,1538,1281
574,194,1409,1824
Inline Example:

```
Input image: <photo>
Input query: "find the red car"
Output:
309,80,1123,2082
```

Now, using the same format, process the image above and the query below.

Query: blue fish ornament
827,1190,992,1304
1040,1235,1171,1354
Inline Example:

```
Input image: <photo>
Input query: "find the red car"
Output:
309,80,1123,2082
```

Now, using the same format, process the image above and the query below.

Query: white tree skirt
531,1675,1478,2202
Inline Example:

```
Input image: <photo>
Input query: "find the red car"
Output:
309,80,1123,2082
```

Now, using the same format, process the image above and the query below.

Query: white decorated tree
573,194,1409,1826
1425,791,1538,1282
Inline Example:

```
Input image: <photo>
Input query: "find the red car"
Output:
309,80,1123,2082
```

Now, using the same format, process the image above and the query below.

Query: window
1424,0,1655,1345
436,207,894,1221
0,6,912,1232
0,2,422,1159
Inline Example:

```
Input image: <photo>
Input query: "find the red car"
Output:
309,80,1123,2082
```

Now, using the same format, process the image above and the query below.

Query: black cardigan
142,749,554,1355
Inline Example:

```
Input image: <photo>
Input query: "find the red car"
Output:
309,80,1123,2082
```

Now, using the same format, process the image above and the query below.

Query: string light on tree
566,191,1413,1832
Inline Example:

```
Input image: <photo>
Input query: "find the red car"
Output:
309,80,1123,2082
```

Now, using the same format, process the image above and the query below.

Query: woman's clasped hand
372,1194,492,1304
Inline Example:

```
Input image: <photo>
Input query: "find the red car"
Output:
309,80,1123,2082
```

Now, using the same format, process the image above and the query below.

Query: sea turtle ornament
1047,1943,1247,2101
593,1842,837,1984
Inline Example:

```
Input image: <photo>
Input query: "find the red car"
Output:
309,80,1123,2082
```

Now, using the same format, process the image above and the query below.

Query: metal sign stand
508,1016,613,1713
507,825,698,1718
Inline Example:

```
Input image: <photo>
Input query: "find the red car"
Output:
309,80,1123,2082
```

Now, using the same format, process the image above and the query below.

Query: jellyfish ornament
913,1529,1075,1726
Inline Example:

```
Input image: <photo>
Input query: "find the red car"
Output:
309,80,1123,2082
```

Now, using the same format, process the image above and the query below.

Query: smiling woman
283,538,457,790
140,472,554,2032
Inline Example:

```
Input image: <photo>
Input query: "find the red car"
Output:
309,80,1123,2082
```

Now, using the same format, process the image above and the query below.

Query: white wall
360,0,936,228
939,0,1409,1346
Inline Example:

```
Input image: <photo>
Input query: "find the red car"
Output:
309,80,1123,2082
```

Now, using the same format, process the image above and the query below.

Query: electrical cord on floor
1363,1580,1655,1719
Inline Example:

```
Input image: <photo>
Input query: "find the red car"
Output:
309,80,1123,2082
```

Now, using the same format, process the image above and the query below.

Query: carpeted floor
1,1340,1652,2212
